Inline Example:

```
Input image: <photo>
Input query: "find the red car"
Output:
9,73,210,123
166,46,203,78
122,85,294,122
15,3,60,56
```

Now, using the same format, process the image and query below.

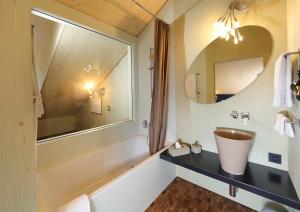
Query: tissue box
168,144,190,157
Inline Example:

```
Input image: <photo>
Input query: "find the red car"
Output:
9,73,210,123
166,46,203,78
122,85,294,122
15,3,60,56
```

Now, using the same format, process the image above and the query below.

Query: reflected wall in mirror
32,11,133,141
185,25,273,104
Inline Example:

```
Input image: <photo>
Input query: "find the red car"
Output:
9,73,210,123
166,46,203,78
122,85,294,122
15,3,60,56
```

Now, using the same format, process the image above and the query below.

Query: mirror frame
32,9,136,144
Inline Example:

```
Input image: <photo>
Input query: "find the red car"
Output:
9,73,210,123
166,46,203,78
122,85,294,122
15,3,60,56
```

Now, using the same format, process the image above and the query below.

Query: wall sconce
85,81,95,97
85,82,106,98
214,0,252,44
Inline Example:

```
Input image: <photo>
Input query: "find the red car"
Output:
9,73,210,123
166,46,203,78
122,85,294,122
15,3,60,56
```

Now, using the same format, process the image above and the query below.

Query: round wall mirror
185,25,273,104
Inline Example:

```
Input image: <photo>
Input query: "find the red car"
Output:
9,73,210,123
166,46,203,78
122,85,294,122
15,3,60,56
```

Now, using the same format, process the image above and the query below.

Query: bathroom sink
214,128,255,175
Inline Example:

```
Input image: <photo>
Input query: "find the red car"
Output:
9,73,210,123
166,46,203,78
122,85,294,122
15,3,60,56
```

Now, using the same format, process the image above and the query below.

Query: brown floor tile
146,177,256,212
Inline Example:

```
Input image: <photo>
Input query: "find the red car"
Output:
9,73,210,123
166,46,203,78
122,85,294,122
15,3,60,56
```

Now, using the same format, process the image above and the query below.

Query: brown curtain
149,19,170,155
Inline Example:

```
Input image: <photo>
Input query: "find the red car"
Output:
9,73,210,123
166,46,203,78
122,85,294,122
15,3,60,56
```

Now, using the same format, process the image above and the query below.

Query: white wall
136,0,199,142
99,54,132,124
34,0,139,170
0,0,36,211
32,13,64,91
76,54,132,130
287,0,300,205
139,0,289,169
137,0,295,211
174,0,290,210
215,57,264,95
174,0,288,170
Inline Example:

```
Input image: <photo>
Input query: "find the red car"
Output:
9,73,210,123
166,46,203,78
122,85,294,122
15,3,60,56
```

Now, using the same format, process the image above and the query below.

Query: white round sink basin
214,128,255,175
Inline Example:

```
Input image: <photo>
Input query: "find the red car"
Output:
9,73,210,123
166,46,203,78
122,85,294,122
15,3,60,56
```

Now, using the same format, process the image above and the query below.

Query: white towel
273,54,293,107
274,113,295,138
90,96,102,114
58,195,91,212
184,74,197,101
286,55,293,107
32,26,44,118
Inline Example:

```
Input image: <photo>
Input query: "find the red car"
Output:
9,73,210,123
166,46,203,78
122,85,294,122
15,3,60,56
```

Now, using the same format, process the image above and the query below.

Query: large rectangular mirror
32,11,133,142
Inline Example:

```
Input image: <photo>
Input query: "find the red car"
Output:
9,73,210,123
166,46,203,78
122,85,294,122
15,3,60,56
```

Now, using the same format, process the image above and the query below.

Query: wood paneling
0,0,36,211
146,178,255,212
53,0,168,36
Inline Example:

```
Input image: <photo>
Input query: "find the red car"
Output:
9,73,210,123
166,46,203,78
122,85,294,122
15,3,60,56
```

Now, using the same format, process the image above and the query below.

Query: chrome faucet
230,111,239,119
241,112,250,120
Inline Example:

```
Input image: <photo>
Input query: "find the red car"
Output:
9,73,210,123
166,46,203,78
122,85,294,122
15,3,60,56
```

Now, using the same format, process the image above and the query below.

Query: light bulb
225,33,230,41
233,21,240,29
237,30,243,41
226,24,231,32
214,21,221,28
230,28,235,36
85,82,95,92
234,37,238,44
219,26,227,38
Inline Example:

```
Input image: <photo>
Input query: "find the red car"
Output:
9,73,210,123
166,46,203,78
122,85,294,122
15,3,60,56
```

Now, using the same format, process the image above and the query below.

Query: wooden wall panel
53,0,168,36
0,0,36,211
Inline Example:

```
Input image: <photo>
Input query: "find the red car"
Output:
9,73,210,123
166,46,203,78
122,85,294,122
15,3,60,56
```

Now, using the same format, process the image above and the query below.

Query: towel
185,74,197,101
274,113,295,138
273,54,293,107
32,26,44,118
90,96,102,114
58,195,91,212
286,55,293,107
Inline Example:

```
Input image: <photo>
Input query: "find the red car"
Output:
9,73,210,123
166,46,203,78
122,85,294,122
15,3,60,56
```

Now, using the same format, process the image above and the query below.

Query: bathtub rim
37,134,149,171
88,142,173,198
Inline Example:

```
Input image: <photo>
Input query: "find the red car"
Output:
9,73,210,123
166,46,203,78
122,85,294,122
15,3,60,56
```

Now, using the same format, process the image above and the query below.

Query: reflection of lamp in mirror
214,0,253,44
85,82,106,98
85,81,95,97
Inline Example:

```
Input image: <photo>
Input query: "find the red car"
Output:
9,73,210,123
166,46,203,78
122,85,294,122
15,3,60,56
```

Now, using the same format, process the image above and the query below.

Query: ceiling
54,0,168,36
33,14,129,119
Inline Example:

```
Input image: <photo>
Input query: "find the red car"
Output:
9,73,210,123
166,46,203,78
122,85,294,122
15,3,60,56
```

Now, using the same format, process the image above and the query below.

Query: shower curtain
149,19,170,155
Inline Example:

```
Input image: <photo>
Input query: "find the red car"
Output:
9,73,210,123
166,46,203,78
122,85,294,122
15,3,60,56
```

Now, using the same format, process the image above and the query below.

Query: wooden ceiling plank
54,0,168,36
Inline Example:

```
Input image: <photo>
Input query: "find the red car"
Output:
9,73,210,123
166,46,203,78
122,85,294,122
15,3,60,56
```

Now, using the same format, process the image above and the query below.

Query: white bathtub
37,135,176,212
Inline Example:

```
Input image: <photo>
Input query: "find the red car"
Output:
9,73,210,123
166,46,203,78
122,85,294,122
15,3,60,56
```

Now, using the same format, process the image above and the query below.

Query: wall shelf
160,150,300,210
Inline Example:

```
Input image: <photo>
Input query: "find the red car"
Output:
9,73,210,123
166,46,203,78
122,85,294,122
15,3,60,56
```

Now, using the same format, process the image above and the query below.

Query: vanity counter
160,150,300,210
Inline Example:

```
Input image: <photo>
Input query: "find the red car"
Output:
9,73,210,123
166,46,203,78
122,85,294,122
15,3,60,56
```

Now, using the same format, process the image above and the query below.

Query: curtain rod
132,0,158,19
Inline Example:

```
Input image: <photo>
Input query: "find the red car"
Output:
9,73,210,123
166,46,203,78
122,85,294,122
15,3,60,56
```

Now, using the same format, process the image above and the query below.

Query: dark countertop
160,150,300,210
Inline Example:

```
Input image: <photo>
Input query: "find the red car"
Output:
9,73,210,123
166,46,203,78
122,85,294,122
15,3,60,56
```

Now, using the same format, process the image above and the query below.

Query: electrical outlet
268,153,281,164
142,120,148,128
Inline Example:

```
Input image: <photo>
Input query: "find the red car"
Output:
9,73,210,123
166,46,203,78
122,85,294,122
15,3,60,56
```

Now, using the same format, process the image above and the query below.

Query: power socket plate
268,153,282,164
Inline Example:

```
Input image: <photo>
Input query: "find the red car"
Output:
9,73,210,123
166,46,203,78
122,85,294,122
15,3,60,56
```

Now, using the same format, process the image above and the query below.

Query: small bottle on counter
191,141,202,154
